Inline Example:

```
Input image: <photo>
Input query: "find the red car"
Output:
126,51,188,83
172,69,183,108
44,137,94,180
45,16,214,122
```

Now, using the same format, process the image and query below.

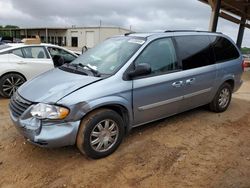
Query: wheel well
89,104,130,133
225,79,234,90
0,72,27,81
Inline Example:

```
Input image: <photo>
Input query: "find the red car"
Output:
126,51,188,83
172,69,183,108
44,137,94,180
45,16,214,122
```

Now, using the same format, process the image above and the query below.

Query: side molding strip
183,88,211,99
138,96,183,111
138,87,211,111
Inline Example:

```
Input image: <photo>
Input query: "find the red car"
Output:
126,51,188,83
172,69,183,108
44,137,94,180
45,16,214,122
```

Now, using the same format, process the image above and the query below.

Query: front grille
9,93,32,118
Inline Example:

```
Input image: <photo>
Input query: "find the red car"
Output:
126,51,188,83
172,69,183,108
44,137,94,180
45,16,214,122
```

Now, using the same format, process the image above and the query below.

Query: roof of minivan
126,30,222,38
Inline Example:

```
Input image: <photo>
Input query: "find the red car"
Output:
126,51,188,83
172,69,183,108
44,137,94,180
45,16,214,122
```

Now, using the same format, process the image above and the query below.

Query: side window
47,47,76,63
22,47,48,59
210,36,240,63
11,49,23,58
47,47,60,57
175,35,214,70
134,38,178,75
60,49,76,63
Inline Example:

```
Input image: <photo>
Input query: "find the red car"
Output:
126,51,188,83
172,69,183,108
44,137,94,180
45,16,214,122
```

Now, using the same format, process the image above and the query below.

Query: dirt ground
0,72,250,188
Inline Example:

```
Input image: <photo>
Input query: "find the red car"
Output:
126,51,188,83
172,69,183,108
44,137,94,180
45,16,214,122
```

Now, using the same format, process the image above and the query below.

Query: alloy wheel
90,119,119,152
2,76,24,97
218,88,230,108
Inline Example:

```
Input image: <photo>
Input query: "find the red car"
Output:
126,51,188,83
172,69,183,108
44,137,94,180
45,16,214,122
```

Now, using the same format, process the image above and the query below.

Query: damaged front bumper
9,107,80,148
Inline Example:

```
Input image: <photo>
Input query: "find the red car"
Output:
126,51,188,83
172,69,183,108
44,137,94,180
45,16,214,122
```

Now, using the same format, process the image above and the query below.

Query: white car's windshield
71,37,145,75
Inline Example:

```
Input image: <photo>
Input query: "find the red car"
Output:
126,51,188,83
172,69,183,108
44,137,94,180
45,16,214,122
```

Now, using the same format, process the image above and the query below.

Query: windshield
70,37,145,75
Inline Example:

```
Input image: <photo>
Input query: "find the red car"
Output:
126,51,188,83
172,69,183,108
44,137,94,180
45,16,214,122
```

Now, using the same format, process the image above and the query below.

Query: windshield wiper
77,63,101,77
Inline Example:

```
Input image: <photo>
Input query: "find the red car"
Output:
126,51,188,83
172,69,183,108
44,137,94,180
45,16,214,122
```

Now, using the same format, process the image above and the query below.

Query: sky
0,0,249,47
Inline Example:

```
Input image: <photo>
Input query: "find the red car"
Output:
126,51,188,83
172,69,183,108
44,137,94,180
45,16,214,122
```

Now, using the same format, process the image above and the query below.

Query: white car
0,43,78,97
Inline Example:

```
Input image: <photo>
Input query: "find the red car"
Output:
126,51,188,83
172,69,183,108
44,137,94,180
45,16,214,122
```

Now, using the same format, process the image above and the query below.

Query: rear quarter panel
215,57,243,93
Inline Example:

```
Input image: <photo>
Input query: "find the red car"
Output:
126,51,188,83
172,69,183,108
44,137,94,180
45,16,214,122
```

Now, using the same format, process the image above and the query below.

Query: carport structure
199,0,250,48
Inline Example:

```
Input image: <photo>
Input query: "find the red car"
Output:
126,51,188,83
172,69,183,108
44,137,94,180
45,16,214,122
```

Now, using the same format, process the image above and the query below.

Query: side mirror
82,46,88,53
128,63,151,78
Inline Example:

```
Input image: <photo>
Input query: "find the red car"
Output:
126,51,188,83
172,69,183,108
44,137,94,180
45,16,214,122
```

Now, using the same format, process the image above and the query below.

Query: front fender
65,96,133,126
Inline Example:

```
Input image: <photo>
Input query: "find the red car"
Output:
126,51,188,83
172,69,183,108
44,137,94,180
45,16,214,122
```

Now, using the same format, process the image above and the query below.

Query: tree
5,25,19,29
241,47,250,54
0,25,19,37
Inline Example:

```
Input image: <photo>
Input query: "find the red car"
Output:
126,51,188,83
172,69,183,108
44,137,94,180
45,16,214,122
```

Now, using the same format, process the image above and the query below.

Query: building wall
66,27,130,49
20,29,67,45
19,27,131,49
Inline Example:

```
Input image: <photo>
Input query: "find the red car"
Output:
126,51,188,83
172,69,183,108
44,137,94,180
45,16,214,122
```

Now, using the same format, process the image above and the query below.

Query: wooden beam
208,0,215,9
220,11,250,30
245,23,250,29
220,11,241,24
222,1,246,15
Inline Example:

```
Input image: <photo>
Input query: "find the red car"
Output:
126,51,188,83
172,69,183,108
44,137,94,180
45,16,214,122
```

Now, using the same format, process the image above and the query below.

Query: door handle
172,81,183,88
186,78,195,85
17,61,27,65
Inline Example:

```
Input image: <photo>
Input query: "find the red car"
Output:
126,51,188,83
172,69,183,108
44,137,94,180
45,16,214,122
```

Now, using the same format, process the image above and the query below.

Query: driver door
132,37,184,126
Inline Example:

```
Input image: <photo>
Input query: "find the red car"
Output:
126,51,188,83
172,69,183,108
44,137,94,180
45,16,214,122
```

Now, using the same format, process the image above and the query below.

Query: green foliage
4,25,19,29
0,25,19,37
241,47,250,54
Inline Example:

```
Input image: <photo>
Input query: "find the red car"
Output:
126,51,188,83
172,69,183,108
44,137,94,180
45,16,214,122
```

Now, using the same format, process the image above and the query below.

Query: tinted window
210,36,239,62
12,49,23,57
135,38,178,75
175,35,214,70
22,47,48,59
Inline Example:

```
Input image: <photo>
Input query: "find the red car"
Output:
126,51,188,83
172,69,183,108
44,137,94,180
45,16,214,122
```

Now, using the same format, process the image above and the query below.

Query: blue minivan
9,31,243,158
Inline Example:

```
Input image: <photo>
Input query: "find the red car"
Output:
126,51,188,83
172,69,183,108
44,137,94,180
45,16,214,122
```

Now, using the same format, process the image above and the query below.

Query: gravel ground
0,72,250,188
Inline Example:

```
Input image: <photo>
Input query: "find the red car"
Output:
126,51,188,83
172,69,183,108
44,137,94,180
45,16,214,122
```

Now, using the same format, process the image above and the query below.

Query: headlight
30,103,69,120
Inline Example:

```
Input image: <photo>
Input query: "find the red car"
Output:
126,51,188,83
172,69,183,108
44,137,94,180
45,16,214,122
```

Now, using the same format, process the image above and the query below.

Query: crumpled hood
18,68,102,103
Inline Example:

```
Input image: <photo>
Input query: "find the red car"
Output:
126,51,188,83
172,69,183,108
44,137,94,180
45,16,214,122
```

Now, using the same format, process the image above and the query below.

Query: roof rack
124,30,223,37
164,30,222,34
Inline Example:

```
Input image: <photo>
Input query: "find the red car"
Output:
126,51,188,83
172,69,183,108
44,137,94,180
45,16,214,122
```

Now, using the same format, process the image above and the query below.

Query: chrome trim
138,87,212,111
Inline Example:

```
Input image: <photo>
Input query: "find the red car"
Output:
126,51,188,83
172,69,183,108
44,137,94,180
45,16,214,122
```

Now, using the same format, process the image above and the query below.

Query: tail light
242,59,245,71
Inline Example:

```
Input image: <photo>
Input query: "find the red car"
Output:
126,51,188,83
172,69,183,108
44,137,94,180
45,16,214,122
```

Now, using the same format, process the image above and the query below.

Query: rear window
210,36,240,63
11,49,23,57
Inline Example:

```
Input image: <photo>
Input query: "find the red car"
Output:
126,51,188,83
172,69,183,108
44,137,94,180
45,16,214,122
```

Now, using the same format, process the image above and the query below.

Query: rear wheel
209,83,232,112
0,73,26,98
76,109,125,159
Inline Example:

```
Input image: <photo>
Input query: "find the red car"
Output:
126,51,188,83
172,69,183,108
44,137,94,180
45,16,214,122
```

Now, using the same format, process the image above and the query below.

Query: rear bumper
9,111,80,148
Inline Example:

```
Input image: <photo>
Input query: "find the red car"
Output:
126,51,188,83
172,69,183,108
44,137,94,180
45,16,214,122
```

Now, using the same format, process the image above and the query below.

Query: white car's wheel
0,73,26,98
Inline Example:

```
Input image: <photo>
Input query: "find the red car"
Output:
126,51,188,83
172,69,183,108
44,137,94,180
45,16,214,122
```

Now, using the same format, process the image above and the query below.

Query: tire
76,108,125,159
209,82,232,113
0,73,26,98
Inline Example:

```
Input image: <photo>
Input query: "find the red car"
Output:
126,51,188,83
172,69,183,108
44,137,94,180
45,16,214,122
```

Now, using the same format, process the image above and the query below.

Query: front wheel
209,82,232,112
0,73,26,98
76,109,125,159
